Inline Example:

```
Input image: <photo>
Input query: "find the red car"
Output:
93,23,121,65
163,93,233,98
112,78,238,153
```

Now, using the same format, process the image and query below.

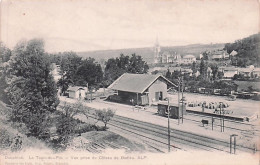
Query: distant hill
224,33,260,67
77,43,224,64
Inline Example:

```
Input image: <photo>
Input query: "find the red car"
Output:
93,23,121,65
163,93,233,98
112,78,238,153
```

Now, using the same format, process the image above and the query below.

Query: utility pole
220,103,222,132
178,77,180,125
230,134,238,154
181,76,184,124
167,98,170,152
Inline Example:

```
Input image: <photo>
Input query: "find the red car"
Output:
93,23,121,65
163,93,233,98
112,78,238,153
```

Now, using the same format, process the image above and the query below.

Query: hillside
77,43,224,64
224,33,260,67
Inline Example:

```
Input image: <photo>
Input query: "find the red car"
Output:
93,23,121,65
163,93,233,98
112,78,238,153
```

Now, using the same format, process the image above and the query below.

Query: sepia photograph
0,0,259,164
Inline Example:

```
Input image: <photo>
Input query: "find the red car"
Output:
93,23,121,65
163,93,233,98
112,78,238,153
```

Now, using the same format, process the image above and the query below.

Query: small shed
67,86,87,100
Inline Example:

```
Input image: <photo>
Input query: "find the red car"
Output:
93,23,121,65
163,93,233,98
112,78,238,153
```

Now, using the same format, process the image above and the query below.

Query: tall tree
0,42,12,104
7,39,59,138
57,52,82,94
165,68,171,80
199,59,208,80
104,54,149,86
74,58,103,89
210,64,218,80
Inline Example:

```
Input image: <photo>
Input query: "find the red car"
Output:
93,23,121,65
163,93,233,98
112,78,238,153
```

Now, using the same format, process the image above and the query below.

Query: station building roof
108,73,176,94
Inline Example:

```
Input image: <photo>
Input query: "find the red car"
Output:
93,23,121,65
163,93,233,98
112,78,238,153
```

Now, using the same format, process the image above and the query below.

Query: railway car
158,101,186,119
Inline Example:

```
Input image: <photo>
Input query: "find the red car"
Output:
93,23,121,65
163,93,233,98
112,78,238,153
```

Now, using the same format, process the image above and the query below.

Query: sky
1,0,259,52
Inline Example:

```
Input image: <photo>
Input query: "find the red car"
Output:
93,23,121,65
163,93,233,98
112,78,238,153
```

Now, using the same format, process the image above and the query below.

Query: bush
0,129,11,149
95,109,115,129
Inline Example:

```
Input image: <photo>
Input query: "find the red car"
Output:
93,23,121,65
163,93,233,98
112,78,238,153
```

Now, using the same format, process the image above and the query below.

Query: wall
148,79,167,105
69,91,77,98
69,90,85,99
78,89,85,99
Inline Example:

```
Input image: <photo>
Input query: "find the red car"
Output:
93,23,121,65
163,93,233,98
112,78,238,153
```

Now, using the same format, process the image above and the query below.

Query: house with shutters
108,73,176,106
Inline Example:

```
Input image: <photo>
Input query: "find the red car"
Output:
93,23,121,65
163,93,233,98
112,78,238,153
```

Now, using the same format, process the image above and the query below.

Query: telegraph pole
181,76,184,124
220,103,222,132
167,98,170,152
178,77,180,125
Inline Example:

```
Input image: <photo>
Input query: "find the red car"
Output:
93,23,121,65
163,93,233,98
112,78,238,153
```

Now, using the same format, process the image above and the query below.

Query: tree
0,42,12,104
104,54,149,86
202,51,209,60
56,101,87,145
6,39,59,138
74,58,103,89
165,68,171,79
199,59,208,80
224,33,260,67
191,62,197,75
57,52,82,95
217,71,224,80
211,65,218,80
95,108,115,129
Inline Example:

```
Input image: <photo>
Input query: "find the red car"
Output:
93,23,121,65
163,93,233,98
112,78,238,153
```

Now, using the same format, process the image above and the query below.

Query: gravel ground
168,92,260,118
60,95,259,154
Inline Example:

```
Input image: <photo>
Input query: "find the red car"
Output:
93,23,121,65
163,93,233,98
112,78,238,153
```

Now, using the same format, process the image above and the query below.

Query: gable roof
108,73,177,93
67,86,87,92
183,55,195,59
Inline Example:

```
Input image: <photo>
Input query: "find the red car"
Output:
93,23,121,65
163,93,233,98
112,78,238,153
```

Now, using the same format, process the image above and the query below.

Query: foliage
57,102,83,135
191,62,197,75
151,70,159,75
104,54,149,86
0,42,12,63
57,52,82,94
202,51,209,60
6,39,59,138
224,33,260,67
0,42,12,104
199,59,208,80
210,64,218,80
95,108,115,129
56,53,104,94
56,101,88,146
74,58,103,88
165,69,171,79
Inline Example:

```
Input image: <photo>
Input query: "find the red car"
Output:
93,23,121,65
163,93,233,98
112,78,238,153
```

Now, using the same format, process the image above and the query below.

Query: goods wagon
158,101,186,119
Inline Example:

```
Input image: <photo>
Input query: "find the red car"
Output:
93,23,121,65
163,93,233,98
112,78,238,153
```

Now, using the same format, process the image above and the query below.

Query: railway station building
108,73,177,106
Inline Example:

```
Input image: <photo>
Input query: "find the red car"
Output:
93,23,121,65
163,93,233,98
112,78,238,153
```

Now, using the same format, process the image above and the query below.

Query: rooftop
183,55,195,59
67,86,88,92
108,73,176,93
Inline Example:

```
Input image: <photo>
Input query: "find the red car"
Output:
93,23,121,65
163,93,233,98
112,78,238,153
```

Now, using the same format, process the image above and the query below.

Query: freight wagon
157,101,186,119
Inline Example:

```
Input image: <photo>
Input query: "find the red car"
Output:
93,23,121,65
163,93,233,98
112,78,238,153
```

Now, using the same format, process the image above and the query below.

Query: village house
169,67,193,76
67,86,88,100
211,50,229,60
219,66,238,79
108,73,176,106
252,68,260,78
237,68,253,78
181,55,196,64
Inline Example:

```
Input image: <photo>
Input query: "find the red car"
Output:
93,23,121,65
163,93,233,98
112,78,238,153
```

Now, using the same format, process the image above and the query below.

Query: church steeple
154,36,161,63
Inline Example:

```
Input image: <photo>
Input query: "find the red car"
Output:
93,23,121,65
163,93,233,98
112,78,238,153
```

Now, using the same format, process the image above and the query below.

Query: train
157,101,187,119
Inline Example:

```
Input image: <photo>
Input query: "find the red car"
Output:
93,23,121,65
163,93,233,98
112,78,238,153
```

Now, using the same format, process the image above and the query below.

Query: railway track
109,115,257,153
59,101,258,153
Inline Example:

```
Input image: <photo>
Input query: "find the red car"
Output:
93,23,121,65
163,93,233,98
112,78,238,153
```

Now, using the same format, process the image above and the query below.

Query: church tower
154,36,161,63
